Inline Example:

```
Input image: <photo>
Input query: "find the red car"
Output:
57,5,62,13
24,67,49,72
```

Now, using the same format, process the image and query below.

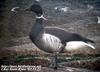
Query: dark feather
45,27,94,43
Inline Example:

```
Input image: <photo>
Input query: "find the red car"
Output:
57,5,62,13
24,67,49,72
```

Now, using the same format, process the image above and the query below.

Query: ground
0,44,100,72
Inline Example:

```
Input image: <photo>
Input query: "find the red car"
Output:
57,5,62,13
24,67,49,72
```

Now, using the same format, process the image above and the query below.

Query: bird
11,4,95,69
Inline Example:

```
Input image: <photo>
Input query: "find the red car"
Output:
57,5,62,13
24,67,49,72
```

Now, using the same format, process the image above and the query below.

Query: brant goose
11,4,95,69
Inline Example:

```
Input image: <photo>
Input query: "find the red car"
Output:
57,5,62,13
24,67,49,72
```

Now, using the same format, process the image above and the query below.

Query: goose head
26,4,47,20
26,4,42,16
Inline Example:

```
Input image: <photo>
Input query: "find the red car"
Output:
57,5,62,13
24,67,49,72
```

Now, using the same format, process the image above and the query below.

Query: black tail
72,33,95,43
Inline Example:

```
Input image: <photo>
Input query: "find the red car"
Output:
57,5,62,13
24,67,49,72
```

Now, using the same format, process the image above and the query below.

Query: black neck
30,18,44,40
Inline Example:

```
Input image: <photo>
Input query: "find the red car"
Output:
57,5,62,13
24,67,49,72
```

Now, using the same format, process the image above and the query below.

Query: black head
26,4,43,16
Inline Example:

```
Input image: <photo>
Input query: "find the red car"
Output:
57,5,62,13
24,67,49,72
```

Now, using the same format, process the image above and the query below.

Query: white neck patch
36,15,47,20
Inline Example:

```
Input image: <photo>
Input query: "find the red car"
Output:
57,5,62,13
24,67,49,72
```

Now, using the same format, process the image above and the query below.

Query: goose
11,4,95,69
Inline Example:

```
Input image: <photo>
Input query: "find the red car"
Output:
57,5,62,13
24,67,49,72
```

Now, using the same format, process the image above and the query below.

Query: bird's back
45,27,94,43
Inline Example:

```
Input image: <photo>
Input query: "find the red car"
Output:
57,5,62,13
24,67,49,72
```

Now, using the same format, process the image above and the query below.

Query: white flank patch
42,33,62,52
65,41,95,52
11,7,19,12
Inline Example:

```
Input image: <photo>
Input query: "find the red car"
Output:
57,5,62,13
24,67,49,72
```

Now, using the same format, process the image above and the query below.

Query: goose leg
49,47,65,69
53,54,58,69
49,53,58,69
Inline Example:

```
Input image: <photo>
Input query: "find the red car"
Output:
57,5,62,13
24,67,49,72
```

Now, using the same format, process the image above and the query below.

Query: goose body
29,17,95,53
